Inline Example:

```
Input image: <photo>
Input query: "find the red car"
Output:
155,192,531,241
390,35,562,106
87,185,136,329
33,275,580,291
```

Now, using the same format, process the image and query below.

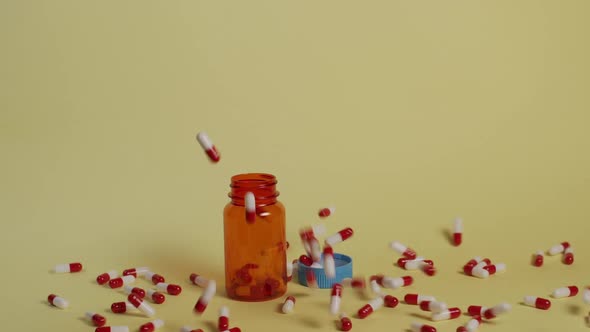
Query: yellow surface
2,1,590,331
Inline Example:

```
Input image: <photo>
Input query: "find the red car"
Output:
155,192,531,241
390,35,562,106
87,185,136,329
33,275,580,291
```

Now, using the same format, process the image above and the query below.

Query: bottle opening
229,173,279,206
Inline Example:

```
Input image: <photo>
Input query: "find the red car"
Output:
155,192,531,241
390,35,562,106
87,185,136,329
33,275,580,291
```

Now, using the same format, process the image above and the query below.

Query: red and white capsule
453,218,463,246
419,301,448,313
548,241,570,255
156,283,182,295
140,319,164,332
190,273,209,287
286,259,293,282
299,224,327,240
552,285,579,298
324,246,336,278
389,241,417,259
85,312,106,327
95,327,129,332
194,279,216,313
431,307,461,321
357,296,384,319
404,294,436,305
523,296,551,310
123,285,146,298
370,279,383,296
122,267,149,277
483,303,511,319
196,132,220,163
411,322,437,332
330,283,343,315
147,289,166,304
382,276,413,289
467,305,487,316
456,316,482,332
127,293,155,317
318,206,335,218
325,227,354,247
309,237,322,262
563,247,574,265
583,287,590,304
342,277,366,289
282,296,296,313
144,272,165,285
306,270,318,288
245,192,256,223
218,306,229,331
532,251,544,267
482,263,506,276
469,264,490,279
111,301,137,314
54,262,82,273
47,294,68,309
339,312,352,331
383,295,399,308
97,270,118,285
109,275,135,289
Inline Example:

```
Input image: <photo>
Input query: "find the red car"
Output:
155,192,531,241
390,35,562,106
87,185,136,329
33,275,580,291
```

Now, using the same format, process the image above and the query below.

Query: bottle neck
229,173,279,206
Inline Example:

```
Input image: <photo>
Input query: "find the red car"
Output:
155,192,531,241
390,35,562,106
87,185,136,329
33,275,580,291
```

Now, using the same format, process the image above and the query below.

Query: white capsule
548,242,569,255
454,217,463,233
487,302,512,317
330,295,341,315
471,266,490,279
583,288,590,304
370,280,383,295
390,241,408,253
196,132,213,149
48,295,69,309
368,296,384,311
464,317,481,331
404,258,427,270
202,279,217,303
286,260,293,280
552,286,578,298
324,253,336,279
309,238,322,262
282,296,296,313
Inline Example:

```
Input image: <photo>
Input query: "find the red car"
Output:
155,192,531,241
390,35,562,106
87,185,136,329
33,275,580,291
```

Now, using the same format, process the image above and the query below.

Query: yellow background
1,1,590,331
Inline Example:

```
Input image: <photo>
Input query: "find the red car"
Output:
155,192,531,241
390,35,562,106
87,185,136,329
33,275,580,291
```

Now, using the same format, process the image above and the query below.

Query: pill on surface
111,301,137,314
523,296,551,310
330,284,343,315
453,218,463,246
144,272,165,285
218,306,230,330
552,286,579,298
456,316,482,332
127,294,155,317
194,279,216,313
122,267,149,277
123,286,146,298
339,312,352,331
319,206,336,217
383,295,399,308
548,241,570,255
382,276,413,289
342,277,366,289
483,263,506,275
405,294,436,305
532,251,544,267
109,275,136,289
190,273,209,287
483,303,511,319
85,312,106,327
155,283,182,295
357,296,384,319
389,241,417,259
431,307,461,321
419,301,448,313
146,289,166,304
54,262,83,273
282,296,296,313
97,270,118,285
139,319,164,332
48,294,68,309
563,247,574,265
467,305,487,316
411,322,437,332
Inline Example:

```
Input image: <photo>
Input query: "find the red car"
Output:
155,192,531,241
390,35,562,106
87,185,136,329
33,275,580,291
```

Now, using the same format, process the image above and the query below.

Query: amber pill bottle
223,173,287,301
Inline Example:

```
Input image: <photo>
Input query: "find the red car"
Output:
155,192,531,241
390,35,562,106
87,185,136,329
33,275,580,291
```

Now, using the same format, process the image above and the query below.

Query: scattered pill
419,301,448,313
86,312,106,327
357,296,384,319
533,251,544,267
109,275,135,289
286,259,293,282
467,305,487,316
194,279,216,313
180,327,204,332
299,255,313,267
111,302,137,314
464,257,483,267
342,277,366,289
470,265,490,279
390,241,417,259
299,224,327,240
54,263,82,273
325,227,354,247
398,257,431,270
309,237,322,262
382,276,413,289
405,294,436,305
583,288,590,304
370,280,383,295
156,283,182,295
190,273,209,287
453,218,463,246
431,307,462,321
422,264,437,276
95,326,129,332
483,303,511,319
245,192,256,223
122,267,149,277
127,293,155,317
196,132,220,163
383,295,399,308
548,241,570,255
282,296,296,313
483,263,506,275
523,296,551,310
552,286,579,298
218,306,229,331
123,286,146,298
47,294,68,309
318,206,335,217
563,247,574,265
140,319,164,332
456,316,482,332
97,270,118,285
144,272,165,285
411,322,437,332
330,284,343,315
339,312,352,331
146,289,166,304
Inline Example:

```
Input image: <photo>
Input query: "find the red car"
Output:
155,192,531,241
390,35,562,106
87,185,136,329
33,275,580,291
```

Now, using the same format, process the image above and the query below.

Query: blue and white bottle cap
297,253,353,288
